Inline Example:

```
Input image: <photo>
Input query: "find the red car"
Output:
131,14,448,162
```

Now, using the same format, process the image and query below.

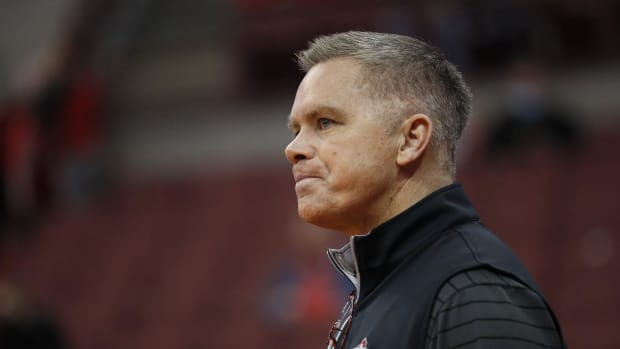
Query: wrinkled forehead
289,58,367,117
301,57,364,91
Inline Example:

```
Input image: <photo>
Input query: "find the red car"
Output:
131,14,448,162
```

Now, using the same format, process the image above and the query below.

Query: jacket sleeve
424,268,562,349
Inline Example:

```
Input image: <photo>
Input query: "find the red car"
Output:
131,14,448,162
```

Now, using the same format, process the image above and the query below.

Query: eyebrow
287,105,346,131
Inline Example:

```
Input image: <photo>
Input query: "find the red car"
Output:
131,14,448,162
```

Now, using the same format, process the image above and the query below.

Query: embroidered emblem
353,337,368,349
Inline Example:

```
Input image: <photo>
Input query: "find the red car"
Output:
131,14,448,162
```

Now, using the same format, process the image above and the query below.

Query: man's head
285,31,472,235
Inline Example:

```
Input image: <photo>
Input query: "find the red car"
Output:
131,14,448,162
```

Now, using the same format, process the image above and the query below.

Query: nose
285,132,313,164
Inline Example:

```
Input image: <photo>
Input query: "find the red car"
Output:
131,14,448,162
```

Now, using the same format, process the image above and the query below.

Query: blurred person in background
0,282,67,349
285,31,566,349
261,213,349,348
0,99,40,235
486,58,582,159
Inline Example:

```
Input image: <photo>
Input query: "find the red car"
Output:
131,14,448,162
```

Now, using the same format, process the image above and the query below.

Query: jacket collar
327,183,479,302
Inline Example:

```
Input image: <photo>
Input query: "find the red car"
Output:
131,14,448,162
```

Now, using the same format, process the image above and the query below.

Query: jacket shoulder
425,268,563,349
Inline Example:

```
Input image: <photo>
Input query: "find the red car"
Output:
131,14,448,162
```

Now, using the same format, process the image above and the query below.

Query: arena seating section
2,126,619,349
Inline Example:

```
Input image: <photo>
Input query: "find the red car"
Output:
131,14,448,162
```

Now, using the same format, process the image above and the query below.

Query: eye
318,118,333,129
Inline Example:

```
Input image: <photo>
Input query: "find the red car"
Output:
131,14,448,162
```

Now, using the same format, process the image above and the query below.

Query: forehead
289,58,366,125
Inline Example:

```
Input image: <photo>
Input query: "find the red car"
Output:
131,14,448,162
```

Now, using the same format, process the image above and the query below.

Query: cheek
324,137,395,188
345,149,396,188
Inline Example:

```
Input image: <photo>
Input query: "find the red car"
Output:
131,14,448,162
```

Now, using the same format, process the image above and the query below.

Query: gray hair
295,31,472,178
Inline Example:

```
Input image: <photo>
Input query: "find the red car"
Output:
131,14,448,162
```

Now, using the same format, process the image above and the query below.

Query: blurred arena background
0,0,619,348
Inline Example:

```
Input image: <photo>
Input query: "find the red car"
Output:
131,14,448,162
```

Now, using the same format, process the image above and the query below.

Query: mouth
294,174,320,183
292,168,321,183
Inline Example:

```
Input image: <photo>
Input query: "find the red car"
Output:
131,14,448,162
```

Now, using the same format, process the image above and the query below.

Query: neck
343,171,453,237
388,172,452,220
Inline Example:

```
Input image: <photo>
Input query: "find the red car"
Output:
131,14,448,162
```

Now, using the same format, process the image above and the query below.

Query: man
285,31,566,349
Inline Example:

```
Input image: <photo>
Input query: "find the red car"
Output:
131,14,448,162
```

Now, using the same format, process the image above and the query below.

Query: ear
396,113,433,167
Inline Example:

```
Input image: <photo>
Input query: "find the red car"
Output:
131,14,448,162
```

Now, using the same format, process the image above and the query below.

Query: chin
298,204,321,224
297,203,342,231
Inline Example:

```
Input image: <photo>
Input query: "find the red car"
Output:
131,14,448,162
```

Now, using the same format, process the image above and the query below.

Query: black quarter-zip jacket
326,184,566,349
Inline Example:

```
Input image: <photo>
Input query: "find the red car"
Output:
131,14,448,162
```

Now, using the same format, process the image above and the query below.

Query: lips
292,168,321,183
295,175,319,183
